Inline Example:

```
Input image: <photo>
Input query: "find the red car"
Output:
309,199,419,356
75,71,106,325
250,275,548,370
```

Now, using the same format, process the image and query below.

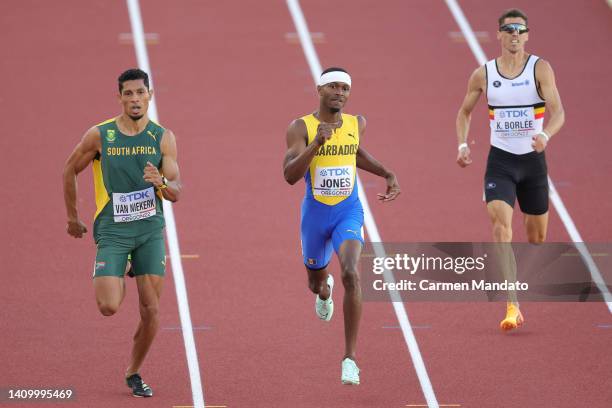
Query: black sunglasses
499,23,529,34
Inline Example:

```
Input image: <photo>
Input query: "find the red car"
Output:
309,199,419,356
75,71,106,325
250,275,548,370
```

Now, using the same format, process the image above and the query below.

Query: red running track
1,0,611,407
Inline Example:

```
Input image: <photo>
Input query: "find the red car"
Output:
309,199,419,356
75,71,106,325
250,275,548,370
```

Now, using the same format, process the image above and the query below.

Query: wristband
158,177,168,190
458,142,468,151
538,131,550,142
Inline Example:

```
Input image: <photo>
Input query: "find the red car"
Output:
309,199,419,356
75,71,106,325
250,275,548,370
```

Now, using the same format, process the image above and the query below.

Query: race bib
313,165,354,197
112,187,156,223
492,107,536,138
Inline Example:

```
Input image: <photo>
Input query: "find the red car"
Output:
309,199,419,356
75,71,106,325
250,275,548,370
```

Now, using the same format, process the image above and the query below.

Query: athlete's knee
527,231,546,244
139,302,159,323
306,266,328,294
341,265,360,291
492,221,512,242
98,302,119,316
341,270,360,291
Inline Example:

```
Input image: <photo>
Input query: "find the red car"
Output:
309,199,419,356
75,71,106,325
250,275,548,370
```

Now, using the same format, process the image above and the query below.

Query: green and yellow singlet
92,118,165,239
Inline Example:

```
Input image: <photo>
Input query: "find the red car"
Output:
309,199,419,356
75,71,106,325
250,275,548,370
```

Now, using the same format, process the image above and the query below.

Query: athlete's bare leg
126,274,163,376
524,212,548,244
487,200,517,302
487,200,513,243
94,276,126,316
337,240,362,360
307,266,331,300
487,200,524,330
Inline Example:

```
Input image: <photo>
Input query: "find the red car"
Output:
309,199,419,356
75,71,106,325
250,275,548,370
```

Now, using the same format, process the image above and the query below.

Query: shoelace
129,375,151,391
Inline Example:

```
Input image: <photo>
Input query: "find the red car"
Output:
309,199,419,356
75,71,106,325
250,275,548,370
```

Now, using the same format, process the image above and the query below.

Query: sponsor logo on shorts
308,258,317,266
95,261,106,271
493,80,501,88
486,182,497,189
106,129,116,143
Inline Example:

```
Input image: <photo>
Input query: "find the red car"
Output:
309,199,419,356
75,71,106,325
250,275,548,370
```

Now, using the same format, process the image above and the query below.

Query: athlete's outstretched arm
531,60,565,153
355,116,400,202
283,119,333,185
456,66,485,167
63,127,101,238
146,129,181,202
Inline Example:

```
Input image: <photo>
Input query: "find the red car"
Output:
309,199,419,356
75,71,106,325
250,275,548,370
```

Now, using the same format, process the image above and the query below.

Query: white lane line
444,0,612,313
443,0,486,64
286,1,440,407
126,1,206,407
548,182,612,311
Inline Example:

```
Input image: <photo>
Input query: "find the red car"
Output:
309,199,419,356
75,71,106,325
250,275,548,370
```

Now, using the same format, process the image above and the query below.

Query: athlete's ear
316,85,322,96
148,88,154,100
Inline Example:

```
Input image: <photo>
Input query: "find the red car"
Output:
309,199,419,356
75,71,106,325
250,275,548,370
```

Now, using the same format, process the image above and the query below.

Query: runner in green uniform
62,68,182,398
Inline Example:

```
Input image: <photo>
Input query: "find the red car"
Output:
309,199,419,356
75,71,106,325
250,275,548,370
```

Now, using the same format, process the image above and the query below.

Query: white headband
318,71,351,87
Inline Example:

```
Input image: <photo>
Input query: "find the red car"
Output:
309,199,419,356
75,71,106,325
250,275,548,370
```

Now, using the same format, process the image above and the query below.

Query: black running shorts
484,146,549,215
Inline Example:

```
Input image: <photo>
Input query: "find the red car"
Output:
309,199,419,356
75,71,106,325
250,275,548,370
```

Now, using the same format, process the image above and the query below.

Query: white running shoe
315,274,334,321
341,358,360,385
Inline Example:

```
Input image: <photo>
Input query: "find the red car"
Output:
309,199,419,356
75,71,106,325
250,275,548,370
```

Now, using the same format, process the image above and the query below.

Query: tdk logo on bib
119,190,151,203
498,109,529,119
493,107,536,137
320,168,350,177
112,187,157,222
314,165,354,197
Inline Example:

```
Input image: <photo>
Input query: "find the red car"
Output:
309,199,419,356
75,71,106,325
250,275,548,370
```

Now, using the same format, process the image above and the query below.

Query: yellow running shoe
500,303,524,331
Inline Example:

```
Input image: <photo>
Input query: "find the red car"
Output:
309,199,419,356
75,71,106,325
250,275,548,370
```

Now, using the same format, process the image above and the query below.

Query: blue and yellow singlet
302,113,360,206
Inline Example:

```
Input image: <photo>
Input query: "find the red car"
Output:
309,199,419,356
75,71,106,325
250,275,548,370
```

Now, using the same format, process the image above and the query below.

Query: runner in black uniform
454,9,565,331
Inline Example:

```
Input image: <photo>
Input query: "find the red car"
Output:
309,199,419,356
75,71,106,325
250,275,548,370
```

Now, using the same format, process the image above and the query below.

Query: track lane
294,0,612,406
2,1,611,407
0,2,193,406
139,0,429,406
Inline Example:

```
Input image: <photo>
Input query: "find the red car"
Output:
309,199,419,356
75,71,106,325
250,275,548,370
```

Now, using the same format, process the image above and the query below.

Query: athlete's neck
498,50,528,72
117,114,149,136
315,110,342,125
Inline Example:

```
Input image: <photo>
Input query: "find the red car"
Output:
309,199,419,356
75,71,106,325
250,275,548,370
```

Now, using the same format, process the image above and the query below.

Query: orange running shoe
499,303,524,331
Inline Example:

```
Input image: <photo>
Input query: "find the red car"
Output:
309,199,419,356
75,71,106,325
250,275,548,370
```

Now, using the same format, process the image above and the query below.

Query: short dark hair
321,67,349,75
498,8,528,27
118,68,149,93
